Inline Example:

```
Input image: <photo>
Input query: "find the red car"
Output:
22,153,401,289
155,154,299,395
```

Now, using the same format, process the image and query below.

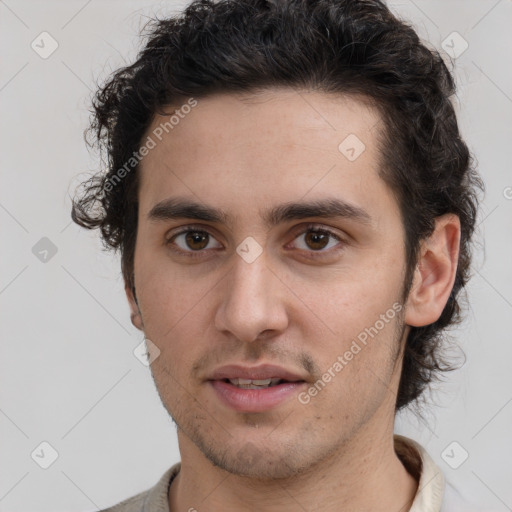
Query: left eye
291,228,342,252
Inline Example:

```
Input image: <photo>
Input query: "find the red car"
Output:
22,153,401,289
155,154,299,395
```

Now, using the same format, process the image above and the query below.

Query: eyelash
165,223,346,260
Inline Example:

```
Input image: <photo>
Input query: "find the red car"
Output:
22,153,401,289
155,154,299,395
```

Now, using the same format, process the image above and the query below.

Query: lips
208,364,306,383
207,364,308,412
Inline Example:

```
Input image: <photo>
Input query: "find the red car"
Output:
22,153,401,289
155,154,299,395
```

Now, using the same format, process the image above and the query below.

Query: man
72,0,485,510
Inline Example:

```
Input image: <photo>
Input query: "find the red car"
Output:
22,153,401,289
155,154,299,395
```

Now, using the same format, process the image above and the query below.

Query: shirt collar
395,434,446,512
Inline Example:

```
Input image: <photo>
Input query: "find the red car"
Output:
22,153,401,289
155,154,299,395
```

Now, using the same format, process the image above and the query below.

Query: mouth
207,365,308,412
222,377,296,389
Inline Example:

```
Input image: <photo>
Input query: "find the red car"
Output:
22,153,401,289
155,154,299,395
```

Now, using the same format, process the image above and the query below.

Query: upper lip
208,364,307,382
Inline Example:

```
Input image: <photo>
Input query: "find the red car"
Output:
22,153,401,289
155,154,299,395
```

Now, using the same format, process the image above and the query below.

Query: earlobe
405,214,461,328
125,282,144,331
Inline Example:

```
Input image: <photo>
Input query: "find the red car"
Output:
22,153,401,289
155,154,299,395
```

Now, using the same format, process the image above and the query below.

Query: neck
169,422,418,511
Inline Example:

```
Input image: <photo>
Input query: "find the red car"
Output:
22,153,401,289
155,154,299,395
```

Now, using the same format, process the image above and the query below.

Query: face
130,88,411,478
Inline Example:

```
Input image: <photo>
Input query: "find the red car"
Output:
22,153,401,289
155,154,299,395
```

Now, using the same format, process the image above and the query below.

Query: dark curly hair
72,0,483,410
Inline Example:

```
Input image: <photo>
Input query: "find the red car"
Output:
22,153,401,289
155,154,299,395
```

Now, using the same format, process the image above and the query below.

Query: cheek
300,315,402,424
295,273,404,400
292,265,402,343
134,255,216,372
135,252,218,338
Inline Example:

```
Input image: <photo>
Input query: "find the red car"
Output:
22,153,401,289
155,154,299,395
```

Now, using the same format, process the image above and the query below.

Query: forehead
137,88,398,227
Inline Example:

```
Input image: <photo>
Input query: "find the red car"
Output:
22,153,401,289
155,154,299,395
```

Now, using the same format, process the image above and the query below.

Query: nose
214,250,289,343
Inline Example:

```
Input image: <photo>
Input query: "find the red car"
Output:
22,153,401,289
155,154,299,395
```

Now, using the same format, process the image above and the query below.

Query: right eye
166,227,223,255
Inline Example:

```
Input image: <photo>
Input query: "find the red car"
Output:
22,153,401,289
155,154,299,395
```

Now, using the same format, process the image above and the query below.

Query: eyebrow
147,196,373,228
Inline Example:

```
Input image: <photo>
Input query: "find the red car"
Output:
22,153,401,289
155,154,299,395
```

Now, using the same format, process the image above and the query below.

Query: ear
125,281,144,331
405,214,461,327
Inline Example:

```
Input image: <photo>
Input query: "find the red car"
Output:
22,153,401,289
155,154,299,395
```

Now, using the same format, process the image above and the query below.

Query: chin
197,437,314,479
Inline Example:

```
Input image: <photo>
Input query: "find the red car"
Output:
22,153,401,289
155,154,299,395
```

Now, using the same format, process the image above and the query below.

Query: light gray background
1,1,511,511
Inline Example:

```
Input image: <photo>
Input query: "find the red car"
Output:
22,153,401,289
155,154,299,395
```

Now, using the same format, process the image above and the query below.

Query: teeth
238,378,259,385
228,378,282,389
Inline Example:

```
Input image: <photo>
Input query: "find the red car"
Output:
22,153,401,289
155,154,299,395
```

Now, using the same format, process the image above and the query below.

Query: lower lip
209,380,306,413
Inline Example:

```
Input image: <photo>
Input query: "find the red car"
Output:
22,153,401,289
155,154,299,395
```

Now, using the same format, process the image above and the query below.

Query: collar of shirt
394,434,445,511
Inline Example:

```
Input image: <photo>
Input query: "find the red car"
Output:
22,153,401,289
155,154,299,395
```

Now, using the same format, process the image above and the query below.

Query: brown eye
291,227,343,253
304,231,330,250
184,231,209,250
168,229,222,253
